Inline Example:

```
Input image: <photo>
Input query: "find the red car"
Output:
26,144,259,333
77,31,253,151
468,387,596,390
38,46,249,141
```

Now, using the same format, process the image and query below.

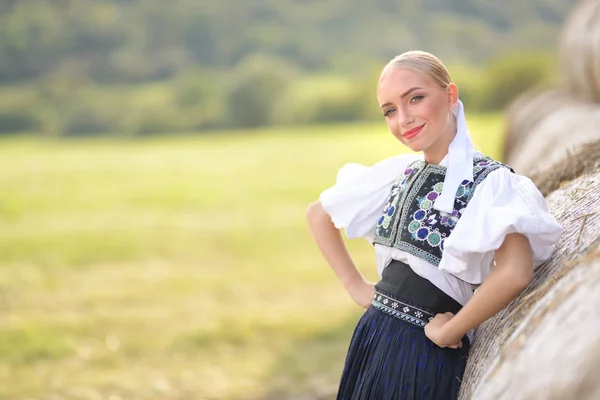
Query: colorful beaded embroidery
372,156,512,266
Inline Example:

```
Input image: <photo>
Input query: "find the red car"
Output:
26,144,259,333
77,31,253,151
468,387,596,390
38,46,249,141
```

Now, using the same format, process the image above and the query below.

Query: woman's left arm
425,233,534,348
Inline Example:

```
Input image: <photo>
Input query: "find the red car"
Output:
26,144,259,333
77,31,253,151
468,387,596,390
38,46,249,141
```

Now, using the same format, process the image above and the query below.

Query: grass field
0,115,504,400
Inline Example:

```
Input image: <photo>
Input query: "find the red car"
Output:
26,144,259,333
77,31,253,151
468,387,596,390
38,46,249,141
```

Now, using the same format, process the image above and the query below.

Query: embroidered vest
372,156,513,266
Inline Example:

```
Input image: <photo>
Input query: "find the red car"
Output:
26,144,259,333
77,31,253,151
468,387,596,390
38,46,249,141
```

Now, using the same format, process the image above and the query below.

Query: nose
398,105,414,128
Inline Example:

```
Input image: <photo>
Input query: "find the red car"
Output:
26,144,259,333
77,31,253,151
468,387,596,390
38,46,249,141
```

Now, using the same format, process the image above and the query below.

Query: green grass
0,115,504,399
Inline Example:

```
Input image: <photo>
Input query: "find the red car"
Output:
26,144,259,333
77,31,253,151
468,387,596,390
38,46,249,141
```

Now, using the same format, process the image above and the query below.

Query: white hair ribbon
432,100,474,214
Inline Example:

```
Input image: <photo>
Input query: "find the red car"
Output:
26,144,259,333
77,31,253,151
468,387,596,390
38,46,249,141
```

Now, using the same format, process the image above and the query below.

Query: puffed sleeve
319,154,420,240
438,167,563,284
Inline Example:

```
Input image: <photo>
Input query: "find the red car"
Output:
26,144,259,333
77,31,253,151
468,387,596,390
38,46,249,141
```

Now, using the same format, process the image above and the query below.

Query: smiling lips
403,124,425,139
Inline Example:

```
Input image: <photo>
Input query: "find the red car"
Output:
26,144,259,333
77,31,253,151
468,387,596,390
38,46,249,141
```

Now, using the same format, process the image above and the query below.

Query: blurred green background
0,1,576,399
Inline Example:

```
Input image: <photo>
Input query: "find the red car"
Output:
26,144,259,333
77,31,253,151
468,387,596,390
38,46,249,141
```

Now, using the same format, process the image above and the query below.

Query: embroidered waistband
371,288,435,328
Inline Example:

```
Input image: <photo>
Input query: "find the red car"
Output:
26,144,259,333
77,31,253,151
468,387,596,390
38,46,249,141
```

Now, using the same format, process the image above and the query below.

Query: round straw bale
471,244,600,400
459,166,600,399
558,0,600,103
530,137,600,196
505,100,600,177
503,88,572,163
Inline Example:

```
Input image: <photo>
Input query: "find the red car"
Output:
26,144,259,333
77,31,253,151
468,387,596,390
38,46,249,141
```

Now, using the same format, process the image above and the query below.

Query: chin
407,143,427,152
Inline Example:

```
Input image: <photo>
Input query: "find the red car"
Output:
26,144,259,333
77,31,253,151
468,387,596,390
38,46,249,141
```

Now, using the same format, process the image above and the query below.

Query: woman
305,51,563,400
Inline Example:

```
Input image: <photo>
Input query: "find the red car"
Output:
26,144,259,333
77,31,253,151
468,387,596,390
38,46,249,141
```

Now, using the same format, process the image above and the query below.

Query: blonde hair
381,50,452,89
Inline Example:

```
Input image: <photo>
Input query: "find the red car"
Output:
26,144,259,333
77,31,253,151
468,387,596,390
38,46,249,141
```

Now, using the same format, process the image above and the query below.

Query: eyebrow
380,86,423,109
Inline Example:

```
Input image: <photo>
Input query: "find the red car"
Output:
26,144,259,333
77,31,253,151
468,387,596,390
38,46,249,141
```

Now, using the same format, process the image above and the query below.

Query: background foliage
0,0,575,135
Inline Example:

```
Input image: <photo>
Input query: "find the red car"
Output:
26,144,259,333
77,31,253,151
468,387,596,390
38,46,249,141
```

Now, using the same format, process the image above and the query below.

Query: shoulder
334,153,421,186
369,152,422,175
466,154,515,194
473,154,513,178
318,152,421,239
467,159,558,225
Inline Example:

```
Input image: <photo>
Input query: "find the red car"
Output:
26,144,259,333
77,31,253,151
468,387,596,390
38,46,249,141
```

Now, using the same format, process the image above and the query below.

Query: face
377,67,458,154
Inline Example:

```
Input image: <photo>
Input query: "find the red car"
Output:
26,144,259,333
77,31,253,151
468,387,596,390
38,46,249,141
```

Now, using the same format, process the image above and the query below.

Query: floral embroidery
376,168,417,235
372,156,513,266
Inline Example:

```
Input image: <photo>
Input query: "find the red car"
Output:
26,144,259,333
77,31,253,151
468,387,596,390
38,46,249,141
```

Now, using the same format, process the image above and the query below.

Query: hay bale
558,0,600,104
530,138,600,197
503,0,600,173
502,88,572,163
459,168,600,399
504,100,600,177
470,243,600,400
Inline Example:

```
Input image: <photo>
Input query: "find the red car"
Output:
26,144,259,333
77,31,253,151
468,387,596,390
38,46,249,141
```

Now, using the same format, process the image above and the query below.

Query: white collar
434,149,480,168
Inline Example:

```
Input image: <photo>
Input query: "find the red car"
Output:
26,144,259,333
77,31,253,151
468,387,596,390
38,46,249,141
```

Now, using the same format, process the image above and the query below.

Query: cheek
385,117,399,135
423,100,447,129
387,119,409,144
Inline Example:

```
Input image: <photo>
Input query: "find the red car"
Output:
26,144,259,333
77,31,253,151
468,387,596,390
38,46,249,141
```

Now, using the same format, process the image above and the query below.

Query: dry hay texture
460,1,600,396
459,162,600,400
503,0,600,176
531,138,600,197
468,240,600,400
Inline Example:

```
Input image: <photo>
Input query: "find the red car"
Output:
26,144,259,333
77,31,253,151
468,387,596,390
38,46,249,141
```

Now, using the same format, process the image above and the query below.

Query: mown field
0,115,504,400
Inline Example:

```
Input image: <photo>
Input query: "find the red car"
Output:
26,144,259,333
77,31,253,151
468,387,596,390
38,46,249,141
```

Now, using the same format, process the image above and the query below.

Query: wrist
441,316,466,344
342,274,366,292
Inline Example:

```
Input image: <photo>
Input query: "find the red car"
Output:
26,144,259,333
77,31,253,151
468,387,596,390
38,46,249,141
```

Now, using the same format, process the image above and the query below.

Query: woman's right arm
306,200,375,308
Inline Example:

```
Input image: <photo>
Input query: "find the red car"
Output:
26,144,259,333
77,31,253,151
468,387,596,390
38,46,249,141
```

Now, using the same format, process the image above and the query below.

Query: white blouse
319,152,563,306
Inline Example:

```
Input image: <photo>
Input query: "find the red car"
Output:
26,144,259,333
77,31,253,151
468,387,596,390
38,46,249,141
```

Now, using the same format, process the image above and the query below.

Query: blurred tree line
0,0,577,135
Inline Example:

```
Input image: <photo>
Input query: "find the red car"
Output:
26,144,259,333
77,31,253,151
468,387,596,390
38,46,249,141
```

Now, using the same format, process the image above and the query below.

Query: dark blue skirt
337,262,470,400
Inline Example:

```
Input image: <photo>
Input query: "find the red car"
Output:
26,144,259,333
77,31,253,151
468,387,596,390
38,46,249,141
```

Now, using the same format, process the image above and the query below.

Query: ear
446,83,459,110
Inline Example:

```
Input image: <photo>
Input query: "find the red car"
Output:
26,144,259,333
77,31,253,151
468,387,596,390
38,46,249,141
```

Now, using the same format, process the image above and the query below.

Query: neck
423,116,457,165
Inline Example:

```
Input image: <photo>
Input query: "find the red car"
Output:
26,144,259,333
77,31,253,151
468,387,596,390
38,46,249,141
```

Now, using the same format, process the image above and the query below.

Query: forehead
377,68,436,102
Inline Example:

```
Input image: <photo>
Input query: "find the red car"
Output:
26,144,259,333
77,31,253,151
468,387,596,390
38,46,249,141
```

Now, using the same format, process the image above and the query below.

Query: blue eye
383,108,395,117
410,95,424,103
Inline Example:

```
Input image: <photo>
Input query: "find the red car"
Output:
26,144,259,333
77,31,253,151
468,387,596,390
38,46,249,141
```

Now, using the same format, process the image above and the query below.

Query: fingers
432,312,455,320
448,342,463,349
